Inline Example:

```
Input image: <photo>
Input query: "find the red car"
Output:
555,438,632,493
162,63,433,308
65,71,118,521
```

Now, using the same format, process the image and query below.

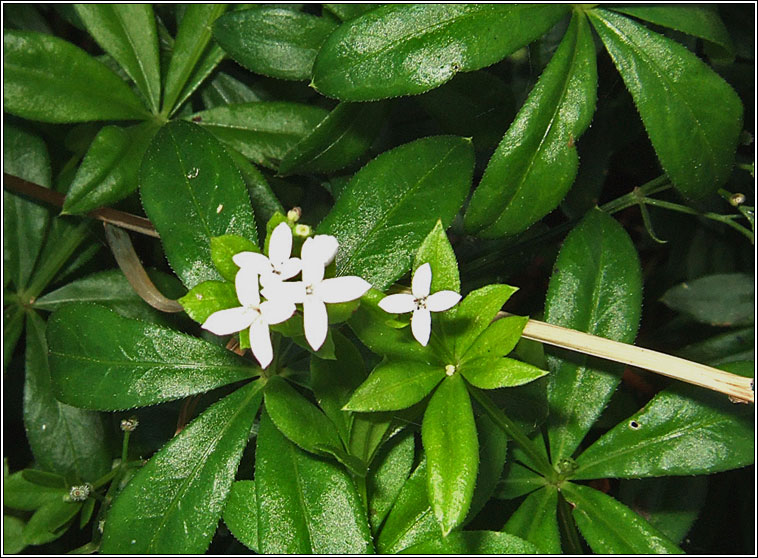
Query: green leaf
254,410,373,554
413,220,460,294
466,414,507,522
3,515,26,554
200,71,265,108
588,8,743,199
140,120,258,288
400,530,540,554
503,486,561,554
312,4,570,101
495,459,548,500
422,373,478,535
573,379,754,479
318,136,474,290
367,431,415,533
561,482,683,554
23,500,81,546
222,481,258,552
444,284,518,359
162,4,227,116
677,326,755,366
279,101,387,175
660,273,754,327
62,122,160,214
23,312,110,482
48,303,257,410
264,376,343,456
226,146,284,230
3,123,51,291
20,469,66,489
3,30,149,122
310,331,367,444
464,12,597,237
101,380,262,554
210,235,259,282
191,102,328,169
462,315,528,361
377,459,439,553
213,8,336,81
3,470,68,511
323,4,378,22
178,280,238,324
609,5,734,60
544,209,642,461
618,476,708,545
74,4,161,113
345,360,444,412
460,357,547,390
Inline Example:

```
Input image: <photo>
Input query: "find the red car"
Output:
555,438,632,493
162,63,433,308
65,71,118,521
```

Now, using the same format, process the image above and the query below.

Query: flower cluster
201,223,371,369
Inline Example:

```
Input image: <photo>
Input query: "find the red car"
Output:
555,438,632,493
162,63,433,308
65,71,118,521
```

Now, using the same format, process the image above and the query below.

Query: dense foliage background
3,4,754,555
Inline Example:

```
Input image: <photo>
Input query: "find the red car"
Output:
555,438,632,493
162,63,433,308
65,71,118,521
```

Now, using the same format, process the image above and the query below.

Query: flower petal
232,251,272,275
318,276,371,303
412,263,432,299
261,280,306,305
260,299,296,325
411,308,432,346
202,306,254,336
276,257,302,280
249,318,273,369
301,255,325,286
302,235,339,266
235,266,260,307
303,297,329,351
378,293,416,314
269,222,293,264
426,290,461,313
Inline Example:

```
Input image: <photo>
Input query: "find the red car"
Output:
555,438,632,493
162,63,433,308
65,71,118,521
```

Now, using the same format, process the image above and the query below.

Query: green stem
121,430,132,464
642,198,754,243
557,490,584,554
598,175,671,214
467,385,556,481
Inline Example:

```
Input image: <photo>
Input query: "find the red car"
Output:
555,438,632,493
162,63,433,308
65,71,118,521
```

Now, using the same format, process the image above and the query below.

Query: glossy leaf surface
319,136,473,289
4,30,149,122
422,373,478,535
460,357,547,390
312,4,569,101
400,530,539,554
462,315,528,361
544,209,642,460
213,8,336,81
367,431,415,533
589,8,743,199
140,120,258,288
345,360,444,412
222,481,258,551
254,410,373,554
48,303,256,410
191,102,328,169
101,381,263,553
74,4,161,112
562,482,683,554
210,234,259,282
503,486,561,554
413,220,460,294
179,280,238,324
465,12,597,237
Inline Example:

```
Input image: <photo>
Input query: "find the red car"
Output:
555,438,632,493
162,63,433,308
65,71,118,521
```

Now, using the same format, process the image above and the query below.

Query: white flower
202,266,295,369
263,234,370,351
232,222,301,286
378,263,461,346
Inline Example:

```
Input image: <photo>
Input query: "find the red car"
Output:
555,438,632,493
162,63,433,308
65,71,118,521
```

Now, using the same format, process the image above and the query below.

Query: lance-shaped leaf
4,30,149,122
222,481,258,552
100,380,263,554
422,373,478,535
47,303,257,410
503,486,561,554
588,8,743,199
279,101,387,175
63,122,161,215
23,312,110,482
367,431,415,533
345,360,444,412
22,500,82,546
254,410,373,554
190,102,328,170
414,220,460,294
464,12,597,238
162,4,227,116
140,120,258,288
400,530,539,554
323,4,378,22
74,4,161,113
561,482,683,554
573,378,754,479
213,7,336,81
312,4,570,101
544,209,642,461
318,136,473,290
660,273,754,327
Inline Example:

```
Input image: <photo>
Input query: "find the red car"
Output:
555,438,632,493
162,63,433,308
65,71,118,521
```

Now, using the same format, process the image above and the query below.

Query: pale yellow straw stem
498,313,754,404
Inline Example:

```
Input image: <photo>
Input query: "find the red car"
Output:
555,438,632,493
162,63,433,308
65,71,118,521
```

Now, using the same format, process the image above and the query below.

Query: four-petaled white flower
232,222,301,287
202,266,295,369
264,235,371,351
378,263,461,346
